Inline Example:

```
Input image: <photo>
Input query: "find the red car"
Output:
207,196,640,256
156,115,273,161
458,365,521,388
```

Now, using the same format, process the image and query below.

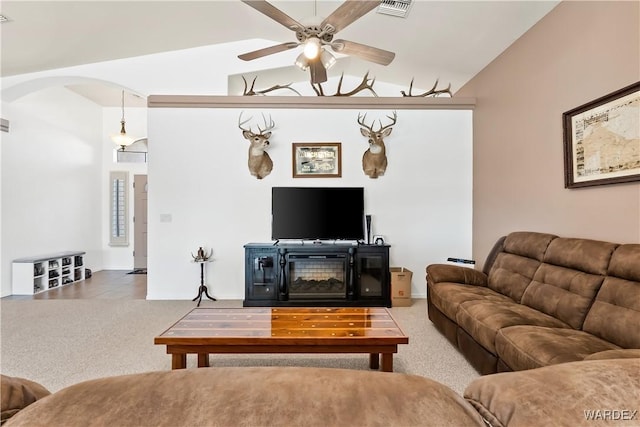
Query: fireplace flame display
289,258,346,299
291,277,345,294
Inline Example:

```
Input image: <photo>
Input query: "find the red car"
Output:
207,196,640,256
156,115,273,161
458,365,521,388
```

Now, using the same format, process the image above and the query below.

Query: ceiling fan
238,0,395,84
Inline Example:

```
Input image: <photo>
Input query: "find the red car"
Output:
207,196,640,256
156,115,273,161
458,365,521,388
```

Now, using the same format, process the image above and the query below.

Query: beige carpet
0,298,479,395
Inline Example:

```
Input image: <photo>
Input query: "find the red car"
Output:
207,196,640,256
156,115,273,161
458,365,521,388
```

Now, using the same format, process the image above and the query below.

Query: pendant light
111,90,136,151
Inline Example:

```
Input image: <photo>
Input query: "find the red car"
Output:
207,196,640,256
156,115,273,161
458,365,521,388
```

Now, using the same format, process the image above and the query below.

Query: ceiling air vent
377,0,413,18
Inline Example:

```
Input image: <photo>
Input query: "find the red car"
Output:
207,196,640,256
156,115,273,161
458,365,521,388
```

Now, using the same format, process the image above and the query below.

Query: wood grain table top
154,307,408,346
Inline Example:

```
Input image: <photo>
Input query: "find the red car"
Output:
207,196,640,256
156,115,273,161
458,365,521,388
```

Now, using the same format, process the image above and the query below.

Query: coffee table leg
369,353,380,370
171,353,187,369
198,353,210,368
171,353,187,370
381,353,393,372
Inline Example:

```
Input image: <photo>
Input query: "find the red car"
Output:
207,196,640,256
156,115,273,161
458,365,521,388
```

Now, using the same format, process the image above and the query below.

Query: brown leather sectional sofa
427,231,640,374
4,359,640,426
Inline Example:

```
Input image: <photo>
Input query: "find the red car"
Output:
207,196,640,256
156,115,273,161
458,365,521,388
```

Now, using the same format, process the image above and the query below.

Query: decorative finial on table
191,246,213,262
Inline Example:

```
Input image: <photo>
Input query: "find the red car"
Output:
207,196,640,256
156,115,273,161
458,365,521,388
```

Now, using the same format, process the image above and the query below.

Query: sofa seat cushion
5,367,486,427
464,358,640,427
456,300,571,354
496,326,621,371
429,282,513,321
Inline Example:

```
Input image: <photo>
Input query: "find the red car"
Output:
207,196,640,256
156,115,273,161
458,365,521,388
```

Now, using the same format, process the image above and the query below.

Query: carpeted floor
0,298,479,395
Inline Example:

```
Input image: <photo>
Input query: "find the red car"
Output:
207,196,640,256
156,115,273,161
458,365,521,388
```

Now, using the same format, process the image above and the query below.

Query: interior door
133,175,148,270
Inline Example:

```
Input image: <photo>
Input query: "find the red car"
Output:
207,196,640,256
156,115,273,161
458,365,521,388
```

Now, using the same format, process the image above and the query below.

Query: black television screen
272,187,364,241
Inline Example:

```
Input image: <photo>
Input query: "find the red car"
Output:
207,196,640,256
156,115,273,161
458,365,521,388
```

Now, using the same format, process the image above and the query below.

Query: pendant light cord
120,90,125,123
119,90,127,134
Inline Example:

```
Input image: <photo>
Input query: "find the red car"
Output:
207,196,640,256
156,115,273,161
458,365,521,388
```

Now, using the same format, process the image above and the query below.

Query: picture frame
292,142,342,178
563,82,640,188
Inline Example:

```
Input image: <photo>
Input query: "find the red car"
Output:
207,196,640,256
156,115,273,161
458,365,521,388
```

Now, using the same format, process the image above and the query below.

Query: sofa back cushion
608,243,640,282
543,237,618,275
520,238,617,329
487,232,556,302
583,244,640,349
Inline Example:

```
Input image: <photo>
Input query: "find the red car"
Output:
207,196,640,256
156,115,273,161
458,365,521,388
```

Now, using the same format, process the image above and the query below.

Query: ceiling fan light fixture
303,37,321,60
295,52,310,71
320,49,336,70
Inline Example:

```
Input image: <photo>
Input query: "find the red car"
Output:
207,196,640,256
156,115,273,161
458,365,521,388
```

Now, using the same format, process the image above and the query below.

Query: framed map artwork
563,82,640,188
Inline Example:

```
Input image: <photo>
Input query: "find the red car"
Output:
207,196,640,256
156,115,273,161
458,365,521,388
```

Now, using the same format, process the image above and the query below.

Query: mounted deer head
357,111,397,178
238,112,275,179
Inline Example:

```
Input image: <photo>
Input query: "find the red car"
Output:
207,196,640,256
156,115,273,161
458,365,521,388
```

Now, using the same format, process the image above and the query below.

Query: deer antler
312,72,379,97
238,111,253,133
239,111,275,135
358,111,397,133
257,113,275,134
377,111,397,133
242,76,302,96
401,78,452,97
357,112,375,133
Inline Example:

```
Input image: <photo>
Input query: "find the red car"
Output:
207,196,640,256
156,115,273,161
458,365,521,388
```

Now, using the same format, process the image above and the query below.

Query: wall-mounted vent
377,0,413,18
1,118,9,133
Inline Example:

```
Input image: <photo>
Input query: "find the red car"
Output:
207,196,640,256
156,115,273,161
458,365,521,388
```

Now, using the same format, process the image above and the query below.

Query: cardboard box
390,267,412,307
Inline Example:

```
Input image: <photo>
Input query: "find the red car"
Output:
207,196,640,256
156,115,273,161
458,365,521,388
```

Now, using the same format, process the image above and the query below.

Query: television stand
243,243,390,307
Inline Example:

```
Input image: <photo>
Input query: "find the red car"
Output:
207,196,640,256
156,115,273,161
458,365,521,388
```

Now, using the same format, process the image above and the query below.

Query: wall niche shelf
12,251,86,295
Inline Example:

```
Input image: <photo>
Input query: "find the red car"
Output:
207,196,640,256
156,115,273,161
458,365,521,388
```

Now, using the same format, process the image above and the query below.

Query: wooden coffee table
154,307,409,372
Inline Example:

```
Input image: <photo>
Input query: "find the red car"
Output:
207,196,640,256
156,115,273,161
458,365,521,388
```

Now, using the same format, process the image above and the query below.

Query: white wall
1,39,472,298
148,108,472,299
0,88,103,296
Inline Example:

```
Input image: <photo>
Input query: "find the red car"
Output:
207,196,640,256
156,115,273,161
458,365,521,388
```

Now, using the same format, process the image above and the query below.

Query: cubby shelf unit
12,251,86,295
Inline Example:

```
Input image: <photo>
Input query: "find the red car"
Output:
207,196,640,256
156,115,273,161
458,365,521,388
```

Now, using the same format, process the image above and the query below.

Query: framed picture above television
292,142,342,178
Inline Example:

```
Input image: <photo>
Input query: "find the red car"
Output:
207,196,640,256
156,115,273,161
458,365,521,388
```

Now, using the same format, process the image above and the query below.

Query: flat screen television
272,187,364,241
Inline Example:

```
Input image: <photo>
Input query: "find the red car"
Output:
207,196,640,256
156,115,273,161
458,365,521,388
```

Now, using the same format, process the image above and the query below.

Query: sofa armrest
1,375,50,424
464,359,640,427
426,264,488,287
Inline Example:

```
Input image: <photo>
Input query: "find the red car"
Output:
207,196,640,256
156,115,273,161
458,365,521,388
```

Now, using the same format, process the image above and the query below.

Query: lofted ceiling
0,1,559,106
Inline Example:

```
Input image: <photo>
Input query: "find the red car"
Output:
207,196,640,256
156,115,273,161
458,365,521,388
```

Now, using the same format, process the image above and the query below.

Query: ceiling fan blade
238,42,299,61
321,0,380,34
309,58,328,85
241,0,305,31
331,39,395,65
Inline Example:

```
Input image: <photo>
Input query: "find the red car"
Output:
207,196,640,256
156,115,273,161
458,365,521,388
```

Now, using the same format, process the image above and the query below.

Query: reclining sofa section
426,231,640,375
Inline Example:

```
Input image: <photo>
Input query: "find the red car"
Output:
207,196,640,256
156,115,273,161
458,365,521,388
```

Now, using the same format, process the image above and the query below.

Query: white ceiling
0,1,559,106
